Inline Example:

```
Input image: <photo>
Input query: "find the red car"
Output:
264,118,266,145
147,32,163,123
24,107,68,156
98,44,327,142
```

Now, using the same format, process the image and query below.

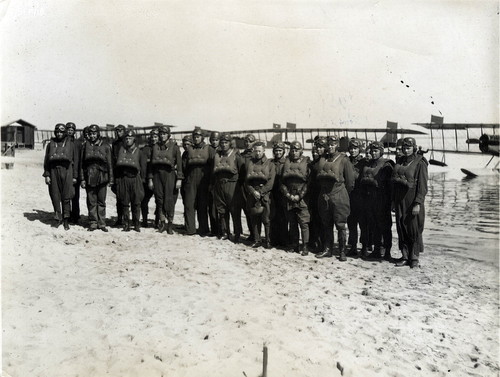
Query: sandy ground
1,149,499,377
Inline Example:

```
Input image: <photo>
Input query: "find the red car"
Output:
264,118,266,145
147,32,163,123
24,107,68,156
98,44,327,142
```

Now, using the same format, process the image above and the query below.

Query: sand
1,149,499,377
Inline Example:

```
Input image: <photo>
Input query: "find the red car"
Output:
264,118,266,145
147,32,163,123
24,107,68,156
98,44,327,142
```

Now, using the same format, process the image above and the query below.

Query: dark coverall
347,154,369,253
359,157,394,257
140,144,156,226
308,157,323,250
115,144,147,227
183,142,215,235
392,154,428,262
210,149,245,240
112,137,125,223
240,148,254,238
69,136,83,222
317,152,355,252
79,139,113,229
244,156,276,244
208,145,220,236
270,156,288,247
43,137,78,221
148,140,183,225
280,157,310,250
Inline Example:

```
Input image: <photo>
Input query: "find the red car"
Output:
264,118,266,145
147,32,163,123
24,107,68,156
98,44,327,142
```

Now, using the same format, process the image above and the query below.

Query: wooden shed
1,119,37,149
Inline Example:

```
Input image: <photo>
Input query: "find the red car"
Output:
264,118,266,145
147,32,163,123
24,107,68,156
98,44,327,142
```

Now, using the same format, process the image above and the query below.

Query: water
425,171,499,265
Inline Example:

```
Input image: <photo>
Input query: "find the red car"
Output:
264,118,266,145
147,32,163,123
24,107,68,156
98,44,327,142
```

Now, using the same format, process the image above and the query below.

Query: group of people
43,123,428,268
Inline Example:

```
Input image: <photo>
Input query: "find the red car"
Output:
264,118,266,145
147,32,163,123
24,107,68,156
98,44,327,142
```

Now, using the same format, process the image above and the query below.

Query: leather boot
338,229,347,261
158,220,166,233
167,222,174,235
346,244,358,257
367,247,382,261
133,220,141,232
301,244,310,256
395,258,409,267
263,225,271,249
123,219,130,232
383,248,392,261
63,219,70,231
316,247,332,258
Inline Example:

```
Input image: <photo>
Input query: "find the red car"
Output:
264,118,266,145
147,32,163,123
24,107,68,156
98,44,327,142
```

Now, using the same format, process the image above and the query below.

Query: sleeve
106,144,114,184
243,160,255,196
145,146,154,180
342,157,355,194
299,164,310,199
79,143,86,182
261,161,275,195
43,142,51,177
175,144,184,180
139,149,147,183
413,160,428,205
72,142,79,180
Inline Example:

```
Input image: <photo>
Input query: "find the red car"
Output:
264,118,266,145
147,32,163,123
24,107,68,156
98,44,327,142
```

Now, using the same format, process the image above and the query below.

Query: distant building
1,119,37,149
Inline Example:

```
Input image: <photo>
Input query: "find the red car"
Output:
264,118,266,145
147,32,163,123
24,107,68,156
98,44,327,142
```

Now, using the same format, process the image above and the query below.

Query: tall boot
167,221,174,235
301,225,310,256
338,228,347,261
263,224,271,249
133,220,141,232
383,247,392,261
123,218,130,232
219,217,228,240
63,218,70,231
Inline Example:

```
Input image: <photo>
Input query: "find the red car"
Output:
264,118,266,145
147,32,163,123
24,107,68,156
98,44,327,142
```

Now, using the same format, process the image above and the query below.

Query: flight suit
115,144,147,231
43,136,78,223
211,148,245,241
80,138,113,230
316,152,355,258
359,157,394,259
148,139,183,231
183,142,214,235
244,155,276,246
392,154,428,266
280,156,311,253
270,155,288,247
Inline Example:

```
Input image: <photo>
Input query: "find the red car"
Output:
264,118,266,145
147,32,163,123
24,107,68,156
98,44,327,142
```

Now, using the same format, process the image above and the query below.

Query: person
315,136,355,261
240,133,256,241
359,141,394,260
147,125,183,234
180,135,193,230
111,124,127,227
244,141,275,248
208,131,221,237
114,130,147,232
183,128,215,236
392,137,428,268
346,138,369,257
79,124,113,232
140,128,159,228
269,141,288,248
43,123,78,230
210,133,245,242
308,136,327,252
66,122,83,224
280,141,311,255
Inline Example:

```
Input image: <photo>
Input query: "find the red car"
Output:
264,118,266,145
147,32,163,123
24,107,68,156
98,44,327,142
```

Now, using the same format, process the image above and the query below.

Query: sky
1,0,498,131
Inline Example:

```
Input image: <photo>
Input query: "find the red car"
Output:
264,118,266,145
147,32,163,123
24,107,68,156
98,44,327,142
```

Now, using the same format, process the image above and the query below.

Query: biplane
413,115,499,177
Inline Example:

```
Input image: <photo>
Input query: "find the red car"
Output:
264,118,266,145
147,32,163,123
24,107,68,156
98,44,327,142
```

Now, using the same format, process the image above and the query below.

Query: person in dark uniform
346,138,369,257
114,130,147,232
280,141,311,255
308,136,327,252
140,128,159,228
208,131,221,237
392,137,428,268
315,136,355,261
66,122,83,224
43,123,78,230
240,133,256,241
180,135,193,230
111,124,127,227
147,125,183,234
244,142,275,248
79,124,114,232
183,128,215,236
210,133,245,242
359,141,394,261
269,141,288,248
